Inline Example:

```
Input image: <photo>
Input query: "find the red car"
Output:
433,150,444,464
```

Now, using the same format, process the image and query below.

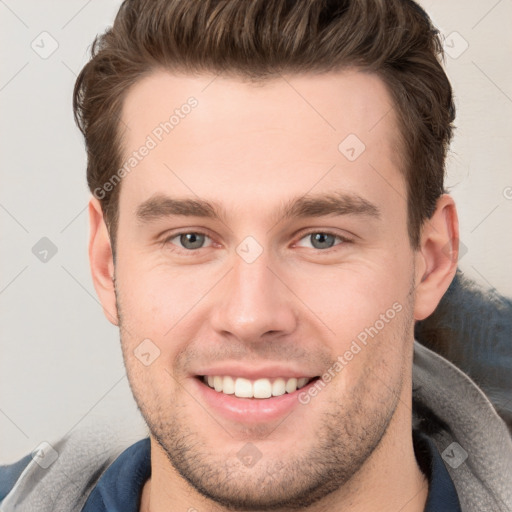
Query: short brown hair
73,0,455,253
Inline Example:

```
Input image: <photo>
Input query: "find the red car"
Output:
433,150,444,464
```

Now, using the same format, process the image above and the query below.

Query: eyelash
161,229,352,254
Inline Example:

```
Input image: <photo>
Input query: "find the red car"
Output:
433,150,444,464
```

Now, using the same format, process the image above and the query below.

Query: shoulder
0,454,32,502
412,341,512,512
415,268,512,431
0,421,147,511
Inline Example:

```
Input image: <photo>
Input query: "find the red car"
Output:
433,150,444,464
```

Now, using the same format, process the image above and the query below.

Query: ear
413,194,459,321
88,196,119,326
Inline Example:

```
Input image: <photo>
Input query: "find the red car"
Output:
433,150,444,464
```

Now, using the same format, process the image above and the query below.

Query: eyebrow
135,191,381,226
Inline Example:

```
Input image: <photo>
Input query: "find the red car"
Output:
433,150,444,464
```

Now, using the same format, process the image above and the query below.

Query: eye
161,229,351,253
163,231,213,251
295,231,350,250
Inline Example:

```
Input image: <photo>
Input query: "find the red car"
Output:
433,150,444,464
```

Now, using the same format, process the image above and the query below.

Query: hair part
74,0,455,254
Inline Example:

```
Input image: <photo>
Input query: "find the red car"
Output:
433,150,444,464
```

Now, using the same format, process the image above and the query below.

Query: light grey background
1,0,511,463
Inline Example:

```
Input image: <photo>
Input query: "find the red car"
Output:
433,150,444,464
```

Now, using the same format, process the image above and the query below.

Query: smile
200,375,316,399
193,373,322,423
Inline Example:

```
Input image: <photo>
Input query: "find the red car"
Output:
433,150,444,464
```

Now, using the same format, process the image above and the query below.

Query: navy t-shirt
81,430,462,511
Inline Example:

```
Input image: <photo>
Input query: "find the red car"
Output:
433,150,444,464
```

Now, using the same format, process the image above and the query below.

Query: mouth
191,369,323,423
195,375,320,399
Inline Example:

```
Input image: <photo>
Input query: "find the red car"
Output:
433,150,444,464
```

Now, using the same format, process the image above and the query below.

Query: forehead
117,69,405,221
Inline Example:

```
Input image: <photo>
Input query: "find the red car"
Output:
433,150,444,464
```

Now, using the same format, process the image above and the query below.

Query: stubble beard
115,279,415,511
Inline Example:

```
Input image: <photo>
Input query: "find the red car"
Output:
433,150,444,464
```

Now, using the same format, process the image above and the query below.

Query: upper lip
194,364,318,380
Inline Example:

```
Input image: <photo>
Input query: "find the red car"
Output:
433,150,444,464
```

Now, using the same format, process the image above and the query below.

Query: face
111,70,419,509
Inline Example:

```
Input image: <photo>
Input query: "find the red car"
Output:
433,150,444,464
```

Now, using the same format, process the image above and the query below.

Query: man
1,0,511,511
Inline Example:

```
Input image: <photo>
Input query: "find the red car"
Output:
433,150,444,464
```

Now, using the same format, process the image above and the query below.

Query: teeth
213,376,223,392
234,378,253,398
285,378,298,393
223,376,235,395
253,379,272,399
297,377,309,388
202,375,313,398
272,378,286,397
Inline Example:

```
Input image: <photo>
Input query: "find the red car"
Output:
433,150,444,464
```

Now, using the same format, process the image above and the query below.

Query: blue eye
296,231,348,250
165,232,212,250
162,230,350,254
309,232,336,249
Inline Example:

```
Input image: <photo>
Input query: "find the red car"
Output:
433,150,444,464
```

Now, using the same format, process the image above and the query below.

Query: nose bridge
211,246,297,341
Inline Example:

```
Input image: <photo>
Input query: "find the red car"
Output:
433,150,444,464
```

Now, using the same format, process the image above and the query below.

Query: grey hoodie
1,341,511,511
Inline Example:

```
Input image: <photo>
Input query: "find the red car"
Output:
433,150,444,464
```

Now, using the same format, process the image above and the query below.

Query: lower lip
192,377,318,424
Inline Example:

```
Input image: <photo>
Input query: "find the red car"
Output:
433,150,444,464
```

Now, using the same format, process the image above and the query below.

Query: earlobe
413,194,459,321
88,196,119,326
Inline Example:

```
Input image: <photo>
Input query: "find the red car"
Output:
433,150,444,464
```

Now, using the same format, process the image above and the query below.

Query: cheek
114,259,222,397
288,257,413,342
115,254,216,339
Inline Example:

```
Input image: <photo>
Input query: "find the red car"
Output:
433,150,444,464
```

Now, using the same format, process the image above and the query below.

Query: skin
89,69,459,512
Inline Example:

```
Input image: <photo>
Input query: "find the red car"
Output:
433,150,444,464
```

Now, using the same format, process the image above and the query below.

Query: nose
210,248,298,344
